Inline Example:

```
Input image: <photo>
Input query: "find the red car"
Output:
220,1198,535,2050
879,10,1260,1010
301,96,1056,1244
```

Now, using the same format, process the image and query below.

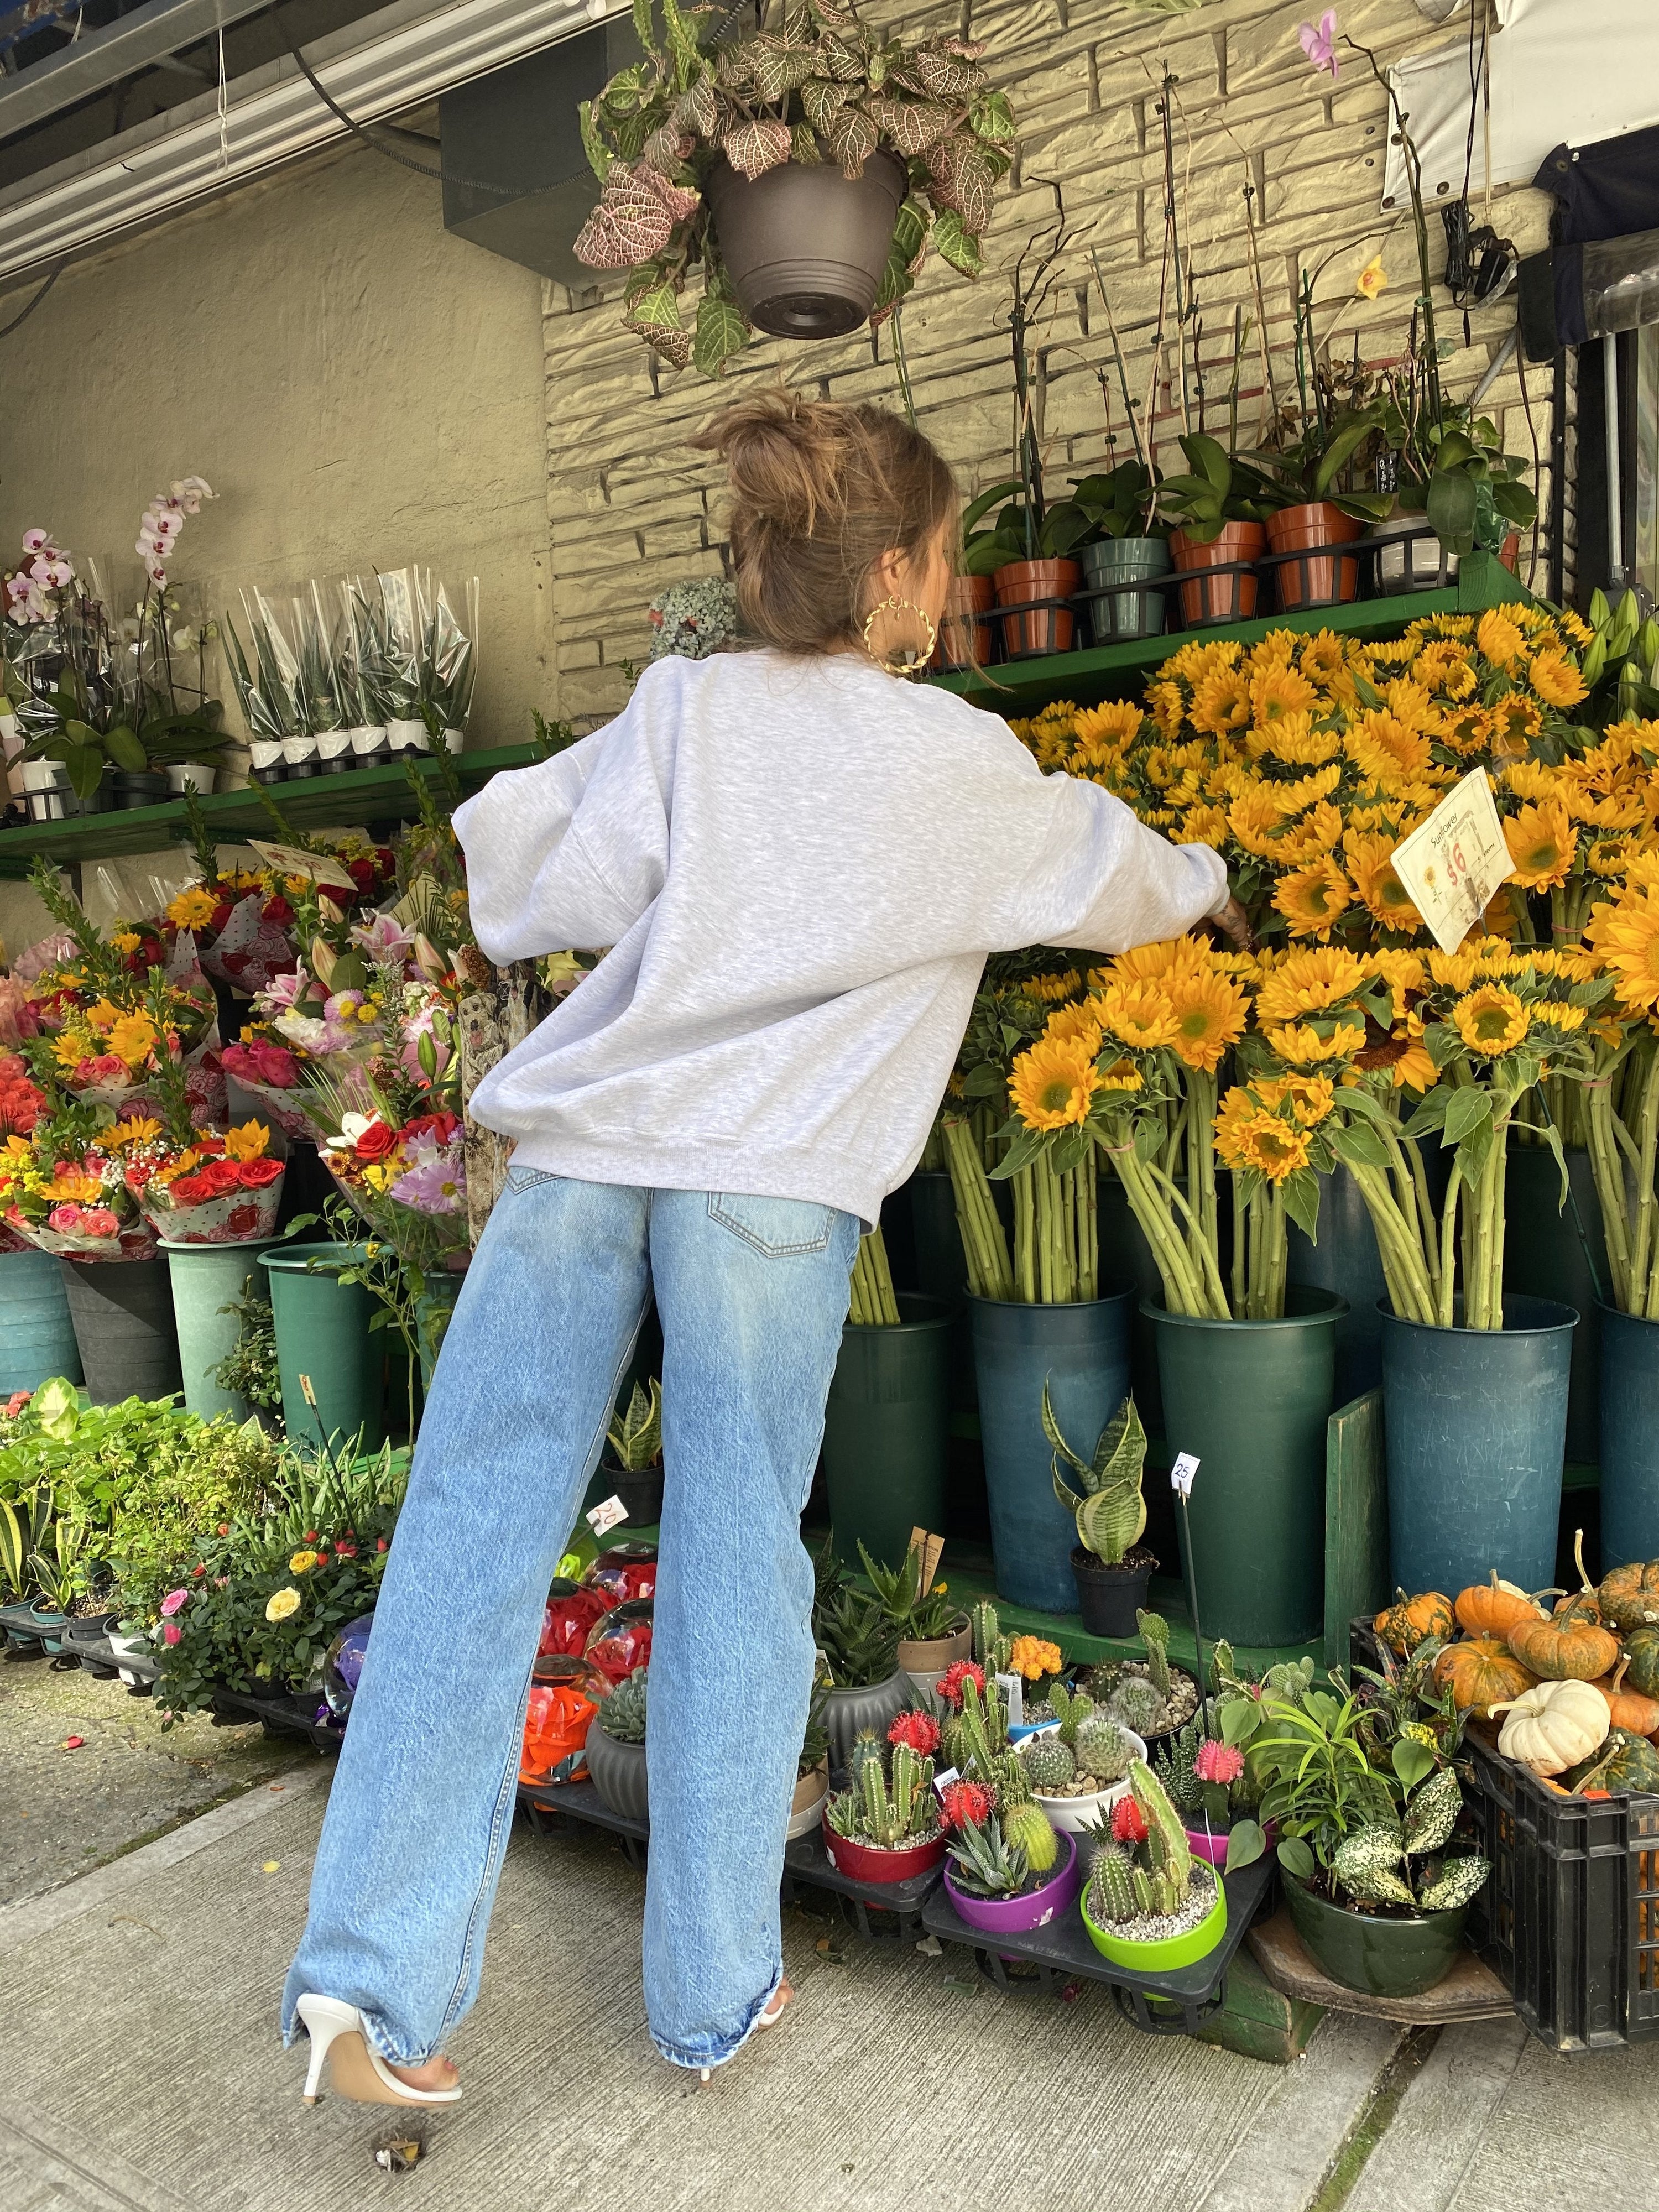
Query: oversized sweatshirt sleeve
452,676,672,963
987,738,1229,955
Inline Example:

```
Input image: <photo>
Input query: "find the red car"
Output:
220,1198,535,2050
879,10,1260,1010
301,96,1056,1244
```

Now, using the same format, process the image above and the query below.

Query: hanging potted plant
597,1377,665,1528
585,1663,651,1823
821,1228,953,1567
572,0,1016,378
1044,1385,1157,1638
1080,1759,1230,1972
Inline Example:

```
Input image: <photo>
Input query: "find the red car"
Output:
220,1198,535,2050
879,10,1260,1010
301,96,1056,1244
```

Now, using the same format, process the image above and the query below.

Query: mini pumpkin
1507,1531,1620,1683
1454,1570,1547,1640
1563,1728,1659,1796
1624,1624,1659,1701
1373,1587,1454,1656
1493,1678,1610,1777
1599,1558,1659,1632
1433,1636,1537,1719
1589,1657,1659,1739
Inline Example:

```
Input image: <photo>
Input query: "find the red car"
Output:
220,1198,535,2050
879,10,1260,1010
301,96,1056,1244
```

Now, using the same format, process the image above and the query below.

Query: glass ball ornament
583,1597,653,1684
322,1613,375,1719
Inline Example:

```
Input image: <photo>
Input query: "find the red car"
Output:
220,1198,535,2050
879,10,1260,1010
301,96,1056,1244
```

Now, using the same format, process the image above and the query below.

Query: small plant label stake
586,1495,629,1538
931,1765,961,1800
994,1671,1024,1726
1170,1454,1210,1730
1389,768,1513,955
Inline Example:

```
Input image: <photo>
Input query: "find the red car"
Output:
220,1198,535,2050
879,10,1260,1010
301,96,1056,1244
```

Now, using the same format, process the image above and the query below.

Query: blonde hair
690,389,957,655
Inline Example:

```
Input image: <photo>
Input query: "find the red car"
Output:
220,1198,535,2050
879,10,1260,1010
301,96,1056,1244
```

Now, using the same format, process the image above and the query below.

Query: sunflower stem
1629,1048,1659,1317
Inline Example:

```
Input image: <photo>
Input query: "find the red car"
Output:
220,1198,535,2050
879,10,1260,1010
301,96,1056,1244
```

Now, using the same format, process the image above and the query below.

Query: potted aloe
585,1662,650,1824
858,1535,969,1692
1016,1683,1146,1835
598,1378,665,1528
822,1726,944,1884
812,1541,906,1765
1045,1386,1157,1638
573,0,1016,377
1081,1759,1229,1971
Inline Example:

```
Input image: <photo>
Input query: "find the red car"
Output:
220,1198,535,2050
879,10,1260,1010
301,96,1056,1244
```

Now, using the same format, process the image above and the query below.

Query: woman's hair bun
690,389,849,537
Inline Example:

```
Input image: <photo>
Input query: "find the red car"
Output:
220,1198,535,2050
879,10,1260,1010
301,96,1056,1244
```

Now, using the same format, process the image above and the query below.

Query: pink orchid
21,529,47,552
1299,11,1338,78
159,1588,190,1618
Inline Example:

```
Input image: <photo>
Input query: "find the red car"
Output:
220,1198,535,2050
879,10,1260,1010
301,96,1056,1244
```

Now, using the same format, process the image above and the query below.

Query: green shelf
0,744,544,879
930,552,1526,714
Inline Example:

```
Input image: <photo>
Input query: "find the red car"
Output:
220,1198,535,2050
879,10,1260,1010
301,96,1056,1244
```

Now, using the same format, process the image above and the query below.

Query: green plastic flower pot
1147,1286,1345,1647
59,1256,182,1406
161,1239,276,1422
260,1241,386,1455
1504,1141,1606,1467
822,1292,952,1571
1081,535,1170,642
0,1246,82,1394
1080,1864,1228,1972
1282,1874,1469,1997
1286,1165,1387,1406
905,1170,977,1422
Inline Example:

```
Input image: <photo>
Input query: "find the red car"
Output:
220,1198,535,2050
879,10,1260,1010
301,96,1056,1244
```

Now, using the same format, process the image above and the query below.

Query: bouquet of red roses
125,1118,286,1244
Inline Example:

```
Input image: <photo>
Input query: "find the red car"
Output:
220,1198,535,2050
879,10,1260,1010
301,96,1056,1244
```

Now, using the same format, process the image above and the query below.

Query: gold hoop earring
862,596,937,679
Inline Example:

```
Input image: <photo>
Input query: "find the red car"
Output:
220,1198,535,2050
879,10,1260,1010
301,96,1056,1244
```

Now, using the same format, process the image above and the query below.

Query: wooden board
1324,1388,1390,1672
1248,1910,1514,2025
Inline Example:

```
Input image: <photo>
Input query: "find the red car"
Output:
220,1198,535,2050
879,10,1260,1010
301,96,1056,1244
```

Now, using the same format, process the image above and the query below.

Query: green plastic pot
1282,1874,1469,1997
903,1170,977,1422
260,1241,385,1455
1147,1286,1344,1647
0,1246,82,1393
161,1239,276,1421
822,1292,952,1571
59,1257,182,1406
1081,1864,1228,1972
1504,1140,1606,1466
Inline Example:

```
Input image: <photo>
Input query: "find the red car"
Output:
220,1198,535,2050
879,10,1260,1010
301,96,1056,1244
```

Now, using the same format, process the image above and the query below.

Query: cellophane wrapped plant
573,0,1016,376
124,1117,285,1245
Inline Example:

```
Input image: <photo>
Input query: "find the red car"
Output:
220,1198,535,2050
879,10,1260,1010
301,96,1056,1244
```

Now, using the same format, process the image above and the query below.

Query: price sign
586,1495,628,1537
931,1765,961,1799
1388,769,1514,954
1170,1453,1199,1498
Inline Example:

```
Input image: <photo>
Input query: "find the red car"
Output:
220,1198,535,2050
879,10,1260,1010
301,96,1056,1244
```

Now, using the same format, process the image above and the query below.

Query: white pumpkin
1492,1678,1609,1776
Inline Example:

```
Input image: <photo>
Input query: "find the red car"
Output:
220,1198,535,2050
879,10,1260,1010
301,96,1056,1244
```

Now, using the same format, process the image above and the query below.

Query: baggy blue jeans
281,1170,860,2071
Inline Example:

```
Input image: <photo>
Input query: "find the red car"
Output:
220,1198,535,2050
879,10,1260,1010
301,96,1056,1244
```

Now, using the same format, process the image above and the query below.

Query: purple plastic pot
942,1830,1078,1934
1185,1816,1277,1869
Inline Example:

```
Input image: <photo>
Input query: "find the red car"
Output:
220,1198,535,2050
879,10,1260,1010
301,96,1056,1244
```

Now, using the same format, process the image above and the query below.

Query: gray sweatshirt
453,649,1228,1226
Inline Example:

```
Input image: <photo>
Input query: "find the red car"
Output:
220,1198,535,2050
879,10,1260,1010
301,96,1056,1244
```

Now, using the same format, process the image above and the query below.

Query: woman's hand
1208,895,1254,951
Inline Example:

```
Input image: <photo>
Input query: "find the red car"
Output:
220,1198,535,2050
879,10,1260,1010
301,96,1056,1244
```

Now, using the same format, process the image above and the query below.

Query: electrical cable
266,0,515,197
0,258,63,337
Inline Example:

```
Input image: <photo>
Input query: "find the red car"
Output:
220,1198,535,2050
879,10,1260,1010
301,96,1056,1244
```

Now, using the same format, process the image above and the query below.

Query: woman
283,390,1243,2103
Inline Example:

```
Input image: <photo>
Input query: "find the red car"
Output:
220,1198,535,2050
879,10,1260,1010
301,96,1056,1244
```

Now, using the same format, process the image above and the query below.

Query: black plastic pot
110,770,170,810
1071,1545,1156,1639
60,1256,183,1406
585,1724,649,1824
596,1460,664,1529
705,149,907,338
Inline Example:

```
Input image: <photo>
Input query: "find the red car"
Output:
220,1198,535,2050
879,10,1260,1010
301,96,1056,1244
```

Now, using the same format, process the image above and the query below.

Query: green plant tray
928,552,1528,715
921,1855,1271,2035
0,744,544,878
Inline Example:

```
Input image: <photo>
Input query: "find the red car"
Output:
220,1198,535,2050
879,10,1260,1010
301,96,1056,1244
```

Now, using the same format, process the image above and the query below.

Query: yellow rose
289,1551,319,1574
265,1588,301,1622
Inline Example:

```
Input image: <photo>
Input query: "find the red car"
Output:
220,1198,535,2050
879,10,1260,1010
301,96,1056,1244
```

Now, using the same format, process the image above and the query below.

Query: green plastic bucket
260,1241,385,1455
0,1246,82,1394
161,1239,276,1422
823,1292,953,1571
1148,1286,1345,1647
60,1257,182,1406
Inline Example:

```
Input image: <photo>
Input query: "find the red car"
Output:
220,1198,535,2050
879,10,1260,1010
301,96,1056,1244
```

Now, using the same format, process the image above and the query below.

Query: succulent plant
848,1730,885,1788
1073,1713,1136,1785
1126,1758,1193,1918
1105,1674,1170,1739
827,1735,937,1849
1022,1700,1056,1726
1002,1799,1060,1875
1051,1681,1095,1746
947,1815,1030,1901
1086,1840,1139,1924
1137,1609,1172,1701
599,1665,648,1744
1019,1731,1076,1794
970,1598,1012,1679
1154,1718,1206,1817
1045,1386,1149,1566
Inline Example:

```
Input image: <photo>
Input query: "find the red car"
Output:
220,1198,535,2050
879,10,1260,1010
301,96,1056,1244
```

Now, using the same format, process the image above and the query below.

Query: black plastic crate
1460,1731,1659,2053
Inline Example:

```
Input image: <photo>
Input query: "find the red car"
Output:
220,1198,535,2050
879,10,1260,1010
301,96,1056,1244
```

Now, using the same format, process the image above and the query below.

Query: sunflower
166,885,220,931
1008,1036,1101,1130
1503,759,1560,805
1074,699,1144,748
1146,679,1186,740
1530,1000,1587,1034
1165,969,1249,1072
1383,677,1438,733
1587,888,1659,1011
1272,763,1344,817
1277,802,1348,867
1045,1003,1105,1051
1255,945,1368,1023
1093,980,1180,1049
1347,712,1439,787
1025,971,1084,1004
1265,1019,1368,1065
1190,669,1253,738
1229,785,1288,858
1250,663,1321,727
101,1116,163,1148
1102,938,1207,984
1587,835,1632,879
1452,984,1530,1057
1389,1018,1439,1093
1365,948,1428,1011
1250,712,1342,768
1258,1073,1337,1126
1439,703,1491,757
1489,694,1542,755
107,1013,158,1066
1500,798,1573,893
1477,608,1526,669
1413,639,1474,692
1297,632,1349,686
1098,1056,1144,1092
1344,833,1427,932
1426,946,1479,993
1234,1111,1312,1182
1273,860,1353,940
1526,648,1588,709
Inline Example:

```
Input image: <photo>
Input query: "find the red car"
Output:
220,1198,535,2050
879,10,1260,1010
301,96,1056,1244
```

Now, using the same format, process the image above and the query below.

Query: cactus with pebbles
1086,1840,1139,1924
1137,1609,1172,1702
1105,1673,1170,1739
1074,1713,1136,1785
1019,1732,1076,1793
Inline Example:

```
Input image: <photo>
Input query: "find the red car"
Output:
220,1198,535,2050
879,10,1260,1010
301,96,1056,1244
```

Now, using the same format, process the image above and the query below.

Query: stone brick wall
542,0,1559,727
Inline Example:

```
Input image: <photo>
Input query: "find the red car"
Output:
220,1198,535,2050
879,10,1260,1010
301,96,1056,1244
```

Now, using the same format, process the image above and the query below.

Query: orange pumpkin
1455,1570,1548,1640
1508,1532,1620,1683
1598,1558,1659,1632
1373,1588,1455,1656
1589,1657,1659,1738
1433,1636,1537,1718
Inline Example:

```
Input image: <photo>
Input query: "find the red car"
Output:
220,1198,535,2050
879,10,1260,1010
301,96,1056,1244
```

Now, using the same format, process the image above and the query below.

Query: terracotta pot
820,1808,946,1885
1169,523,1265,627
993,558,1081,658
932,577,995,671
1265,502,1363,612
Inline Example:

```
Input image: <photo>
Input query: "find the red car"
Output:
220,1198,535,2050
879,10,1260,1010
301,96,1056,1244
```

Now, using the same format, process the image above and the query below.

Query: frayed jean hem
649,1963,782,2072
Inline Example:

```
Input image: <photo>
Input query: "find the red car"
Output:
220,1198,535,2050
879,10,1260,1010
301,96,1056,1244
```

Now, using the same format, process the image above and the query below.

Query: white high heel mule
295,1994,463,2107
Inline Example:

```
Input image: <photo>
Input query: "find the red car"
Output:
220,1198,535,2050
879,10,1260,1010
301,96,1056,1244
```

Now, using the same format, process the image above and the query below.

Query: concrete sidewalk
0,1775,1401,2212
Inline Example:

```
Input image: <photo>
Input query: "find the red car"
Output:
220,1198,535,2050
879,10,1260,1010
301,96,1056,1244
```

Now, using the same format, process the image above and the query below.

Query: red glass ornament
585,1543,658,1606
538,1580,612,1658
583,1597,653,1684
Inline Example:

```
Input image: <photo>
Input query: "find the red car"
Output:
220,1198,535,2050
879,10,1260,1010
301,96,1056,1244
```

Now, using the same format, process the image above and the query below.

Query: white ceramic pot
165,763,217,795
787,1762,830,1840
1030,1726,1147,1833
